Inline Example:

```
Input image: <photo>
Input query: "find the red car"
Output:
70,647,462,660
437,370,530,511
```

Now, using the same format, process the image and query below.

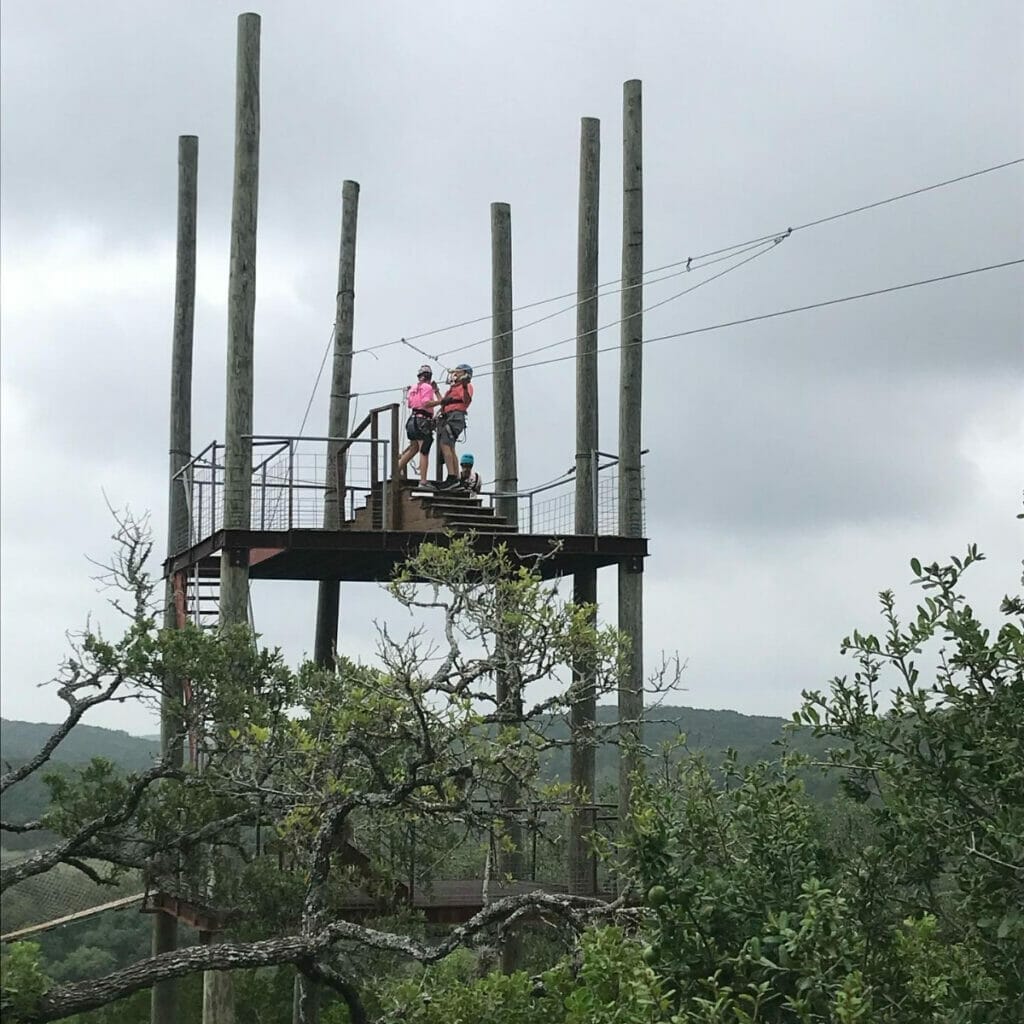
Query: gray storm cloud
1,0,1021,729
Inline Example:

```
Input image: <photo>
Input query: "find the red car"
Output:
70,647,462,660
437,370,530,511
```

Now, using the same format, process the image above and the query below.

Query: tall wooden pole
219,11,261,629
152,133,197,1024
490,204,523,970
491,199,525,952
314,180,360,666
490,203,518,526
208,14,259,1024
617,79,645,833
495,592,524,975
570,116,600,895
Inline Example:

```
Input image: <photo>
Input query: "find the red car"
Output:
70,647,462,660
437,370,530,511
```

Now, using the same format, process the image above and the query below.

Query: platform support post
219,12,260,634
314,180,360,666
490,202,519,526
496,590,524,974
210,14,260,1024
491,208,524,944
618,79,645,835
570,116,600,896
152,133,198,1024
201,932,235,1024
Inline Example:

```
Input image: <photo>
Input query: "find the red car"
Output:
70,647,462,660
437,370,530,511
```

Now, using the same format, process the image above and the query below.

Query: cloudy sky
2,1,1021,735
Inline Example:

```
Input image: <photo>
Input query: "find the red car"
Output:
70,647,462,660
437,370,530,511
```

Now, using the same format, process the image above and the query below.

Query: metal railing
286,799,618,903
172,418,645,550
172,431,393,547
479,450,647,535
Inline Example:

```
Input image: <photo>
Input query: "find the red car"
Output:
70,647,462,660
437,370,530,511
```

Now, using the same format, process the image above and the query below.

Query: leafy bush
1,943,50,1019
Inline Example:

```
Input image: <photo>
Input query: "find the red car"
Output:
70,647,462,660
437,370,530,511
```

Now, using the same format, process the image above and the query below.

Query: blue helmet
454,363,474,380
460,453,475,466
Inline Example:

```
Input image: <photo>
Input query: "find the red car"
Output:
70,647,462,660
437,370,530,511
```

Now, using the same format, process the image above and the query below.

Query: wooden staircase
348,479,518,534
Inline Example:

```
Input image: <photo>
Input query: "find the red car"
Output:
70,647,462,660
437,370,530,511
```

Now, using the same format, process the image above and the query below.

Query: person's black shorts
436,411,465,448
406,413,435,454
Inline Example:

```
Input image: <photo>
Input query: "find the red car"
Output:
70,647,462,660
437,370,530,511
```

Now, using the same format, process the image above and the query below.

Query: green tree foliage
5,540,1019,1023
1,943,50,1019
2,534,630,1022
798,547,1023,1012
382,928,671,1024
372,547,1022,1023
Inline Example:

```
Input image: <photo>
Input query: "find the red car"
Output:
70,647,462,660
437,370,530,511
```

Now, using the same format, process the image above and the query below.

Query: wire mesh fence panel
179,439,395,540
528,489,575,535
641,466,647,535
0,853,143,937
597,470,618,535
251,446,332,530
500,464,635,537
182,451,224,545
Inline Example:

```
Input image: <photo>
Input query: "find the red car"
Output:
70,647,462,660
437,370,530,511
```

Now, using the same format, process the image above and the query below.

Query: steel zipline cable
470,258,1024,380
433,235,782,363
296,235,782,415
340,239,785,400
475,235,786,374
356,157,1023,356
297,325,337,437
296,157,1022,419
323,257,1023,401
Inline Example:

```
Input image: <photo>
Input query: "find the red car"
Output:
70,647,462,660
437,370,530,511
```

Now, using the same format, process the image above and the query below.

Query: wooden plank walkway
1,893,145,942
3,878,611,941
337,879,580,925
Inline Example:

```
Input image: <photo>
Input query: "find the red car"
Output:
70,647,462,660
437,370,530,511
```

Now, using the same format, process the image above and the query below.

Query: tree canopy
2,528,1021,1023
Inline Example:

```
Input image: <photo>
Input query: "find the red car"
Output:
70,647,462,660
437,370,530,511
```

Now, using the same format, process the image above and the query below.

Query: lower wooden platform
337,878,611,925
165,528,647,581
145,880,609,931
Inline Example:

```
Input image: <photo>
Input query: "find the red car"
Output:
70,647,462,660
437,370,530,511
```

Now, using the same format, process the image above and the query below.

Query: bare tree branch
1,754,185,892
302,960,368,1024
0,675,126,797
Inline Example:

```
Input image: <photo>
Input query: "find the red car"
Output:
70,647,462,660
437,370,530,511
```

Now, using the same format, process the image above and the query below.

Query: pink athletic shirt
407,381,436,412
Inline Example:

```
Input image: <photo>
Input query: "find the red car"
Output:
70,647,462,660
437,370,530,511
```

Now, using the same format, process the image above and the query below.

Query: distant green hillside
2,706,832,848
543,705,835,799
1,719,160,850
1,719,160,771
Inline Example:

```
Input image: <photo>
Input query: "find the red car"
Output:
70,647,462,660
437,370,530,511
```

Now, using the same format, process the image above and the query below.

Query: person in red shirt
423,363,474,490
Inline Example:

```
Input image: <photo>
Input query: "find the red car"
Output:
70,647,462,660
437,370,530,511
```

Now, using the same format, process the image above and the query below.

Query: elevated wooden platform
144,879,609,932
166,527,646,582
337,878,612,925
171,461,647,581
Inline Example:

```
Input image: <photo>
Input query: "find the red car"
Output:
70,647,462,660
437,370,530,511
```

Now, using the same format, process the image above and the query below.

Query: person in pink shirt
397,364,441,484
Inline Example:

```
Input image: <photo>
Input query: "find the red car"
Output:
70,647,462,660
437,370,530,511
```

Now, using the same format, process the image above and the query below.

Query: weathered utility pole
495,641,524,974
203,953,236,1024
313,180,360,666
489,202,524,971
152,133,197,1024
489,218,524,966
219,11,261,630
617,79,645,831
570,116,600,895
209,14,260,1024
490,203,518,526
